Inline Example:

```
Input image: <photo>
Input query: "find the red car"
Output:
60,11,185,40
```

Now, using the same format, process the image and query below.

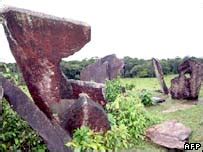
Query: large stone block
67,79,106,106
80,54,124,83
146,120,191,150
170,59,202,100
61,93,110,136
1,7,90,118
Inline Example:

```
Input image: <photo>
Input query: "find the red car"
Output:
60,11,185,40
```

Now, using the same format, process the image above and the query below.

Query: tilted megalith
0,76,71,152
80,54,124,83
152,58,169,94
170,59,202,100
1,7,90,118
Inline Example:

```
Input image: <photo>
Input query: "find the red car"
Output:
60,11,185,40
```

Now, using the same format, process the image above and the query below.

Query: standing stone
62,93,110,136
80,54,124,83
1,7,90,118
152,58,169,94
170,59,202,100
0,76,72,152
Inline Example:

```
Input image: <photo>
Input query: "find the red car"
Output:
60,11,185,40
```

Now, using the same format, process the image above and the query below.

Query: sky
0,0,203,63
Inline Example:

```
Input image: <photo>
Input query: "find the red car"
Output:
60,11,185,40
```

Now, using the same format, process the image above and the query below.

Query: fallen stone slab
80,54,124,83
67,79,107,106
0,76,72,152
61,93,110,136
1,7,90,118
170,59,202,100
146,120,192,150
152,58,169,94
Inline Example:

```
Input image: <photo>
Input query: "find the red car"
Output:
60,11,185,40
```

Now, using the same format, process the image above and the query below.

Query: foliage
139,90,153,106
0,64,21,85
66,125,130,152
0,100,47,152
105,79,123,102
1,56,203,80
106,91,159,145
60,57,97,79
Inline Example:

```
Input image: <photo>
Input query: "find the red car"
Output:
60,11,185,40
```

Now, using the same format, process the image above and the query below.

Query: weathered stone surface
0,86,3,100
152,58,169,94
67,79,106,106
146,120,191,150
80,54,124,83
1,7,90,118
0,76,72,152
170,59,202,100
201,63,203,81
62,93,110,136
152,97,165,104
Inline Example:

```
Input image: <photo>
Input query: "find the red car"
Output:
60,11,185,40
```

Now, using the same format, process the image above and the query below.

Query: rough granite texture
1,7,90,118
152,58,169,94
67,79,106,106
61,93,110,136
146,120,191,150
80,54,124,83
170,59,202,100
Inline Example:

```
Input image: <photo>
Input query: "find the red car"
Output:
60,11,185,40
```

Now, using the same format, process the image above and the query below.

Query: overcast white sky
0,0,203,63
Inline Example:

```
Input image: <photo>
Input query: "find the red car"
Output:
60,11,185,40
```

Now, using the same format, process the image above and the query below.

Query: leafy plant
66,125,130,152
139,90,153,106
124,83,135,91
106,91,159,145
105,79,123,102
0,64,20,85
0,100,47,152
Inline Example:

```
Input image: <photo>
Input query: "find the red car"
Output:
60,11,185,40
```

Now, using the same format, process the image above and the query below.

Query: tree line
1,56,203,80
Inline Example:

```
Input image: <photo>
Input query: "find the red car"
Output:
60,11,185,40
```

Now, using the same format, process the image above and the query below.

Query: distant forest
1,56,203,80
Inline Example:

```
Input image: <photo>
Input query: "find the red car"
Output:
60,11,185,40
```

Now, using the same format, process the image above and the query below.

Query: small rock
62,93,110,136
146,120,192,150
152,97,165,104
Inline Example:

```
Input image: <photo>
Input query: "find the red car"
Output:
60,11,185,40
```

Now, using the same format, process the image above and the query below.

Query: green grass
120,75,203,151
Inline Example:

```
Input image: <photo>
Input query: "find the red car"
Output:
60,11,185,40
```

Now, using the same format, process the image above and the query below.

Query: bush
66,125,130,152
139,90,153,106
106,91,159,145
0,100,47,152
67,90,159,151
105,79,123,102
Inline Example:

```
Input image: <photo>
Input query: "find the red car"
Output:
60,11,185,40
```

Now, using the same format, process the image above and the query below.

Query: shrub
105,79,123,102
106,91,159,145
139,90,153,106
67,90,159,151
0,100,47,152
66,125,130,152
124,83,135,91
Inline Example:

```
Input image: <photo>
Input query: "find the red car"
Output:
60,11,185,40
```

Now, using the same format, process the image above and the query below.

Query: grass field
121,75,203,152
